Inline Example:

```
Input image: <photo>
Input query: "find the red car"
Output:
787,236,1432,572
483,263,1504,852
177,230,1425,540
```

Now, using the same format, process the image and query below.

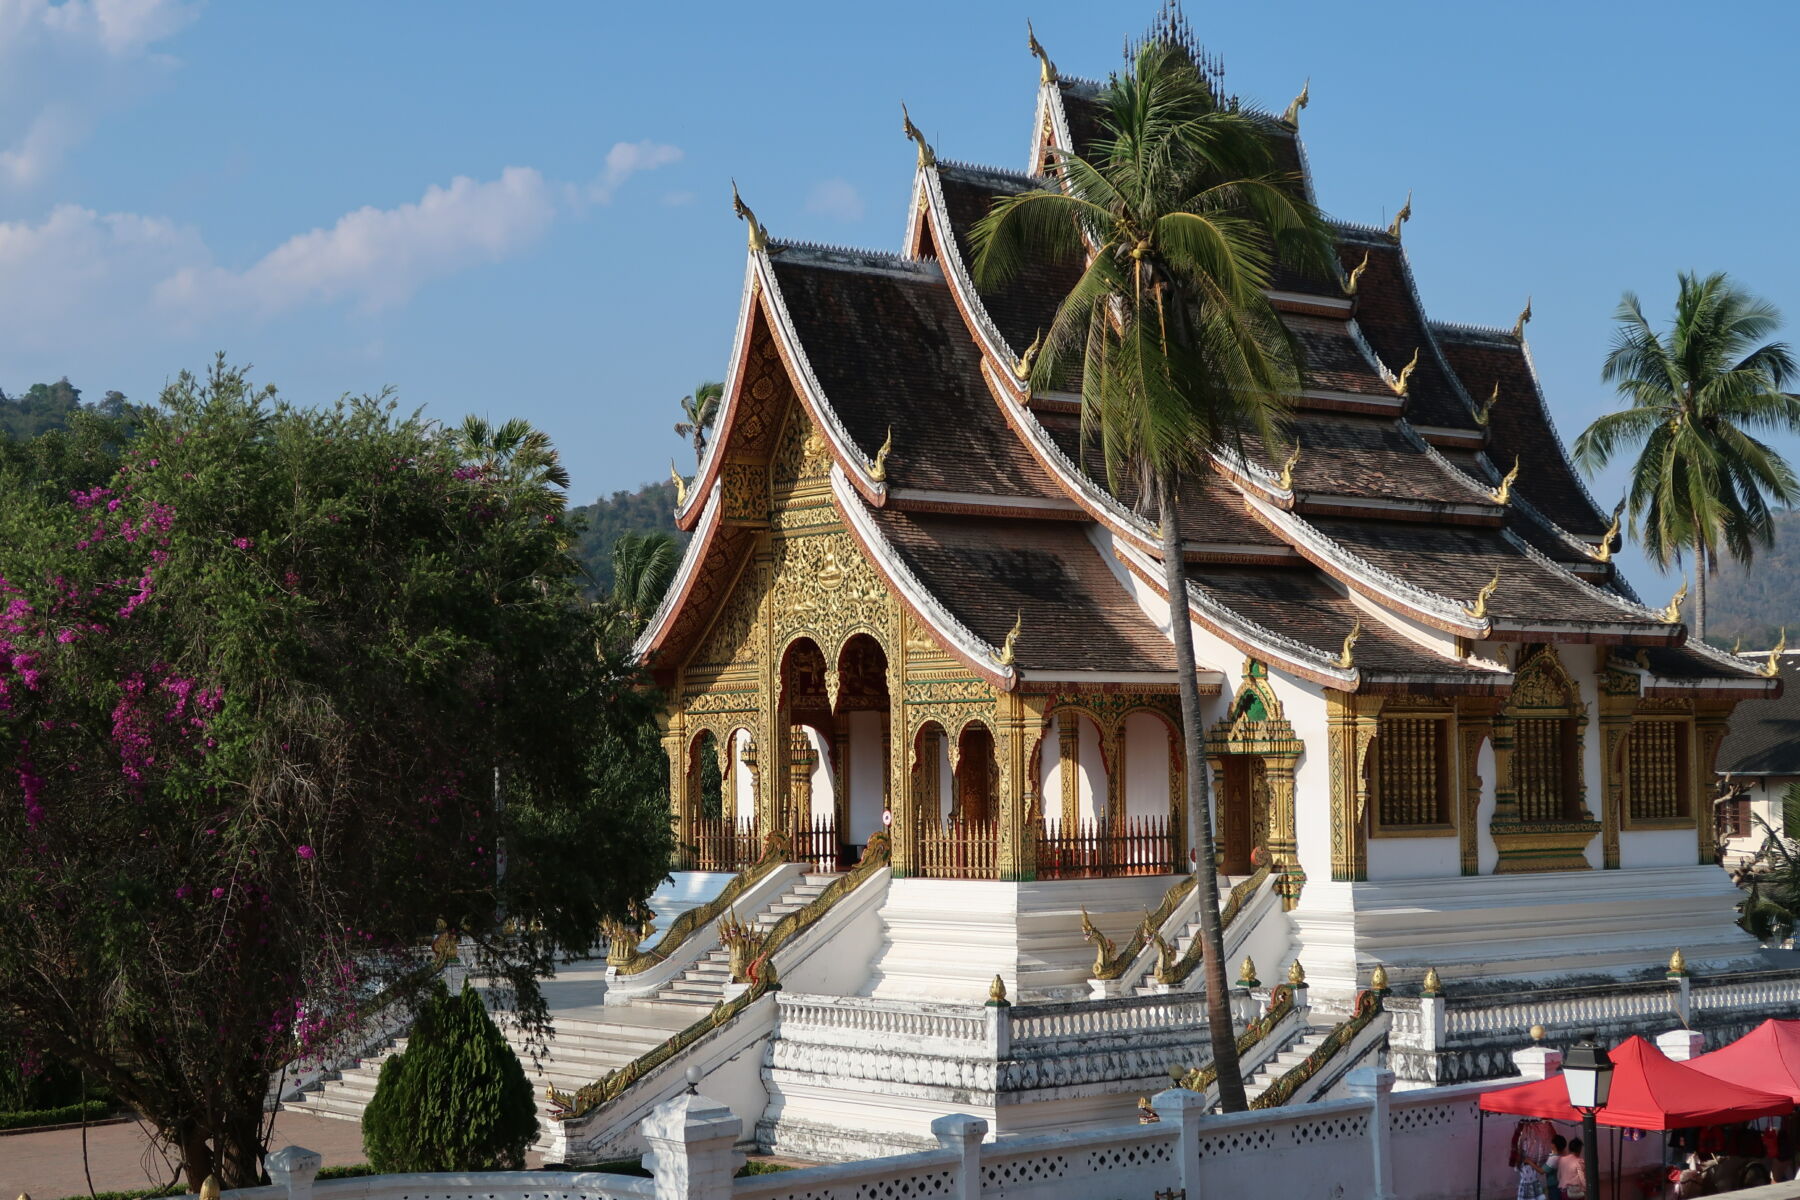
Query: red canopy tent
1687,1018,1800,1102
1478,1035,1792,1129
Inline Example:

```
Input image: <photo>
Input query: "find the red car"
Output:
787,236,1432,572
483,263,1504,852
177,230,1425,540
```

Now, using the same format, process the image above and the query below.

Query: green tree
1573,272,1800,639
610,530,679,634
568,481,683,599
0,359,670,1188
673,381,724,462
361,980,538,1172
971,39,1332,1111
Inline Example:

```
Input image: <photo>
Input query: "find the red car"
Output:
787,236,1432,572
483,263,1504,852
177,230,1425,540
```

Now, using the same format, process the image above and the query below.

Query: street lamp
1564,1034,1613,1199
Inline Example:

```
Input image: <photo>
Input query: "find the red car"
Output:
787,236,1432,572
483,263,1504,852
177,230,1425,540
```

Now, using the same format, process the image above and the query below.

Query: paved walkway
2,1111,368,1200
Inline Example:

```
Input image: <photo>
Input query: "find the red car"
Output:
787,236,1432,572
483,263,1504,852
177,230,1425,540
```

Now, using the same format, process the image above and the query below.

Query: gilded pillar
1168,723,1186,867
1489,711,1518,826
1597,666,1639,871
1058,716,1081,827
1106,722,1126,829
1456,702,1495,876
661,711,688,865
1326,690,1380,882
997,692,1049,881
789,727,815,832
1263,760,1300,905
1696,702,1734,865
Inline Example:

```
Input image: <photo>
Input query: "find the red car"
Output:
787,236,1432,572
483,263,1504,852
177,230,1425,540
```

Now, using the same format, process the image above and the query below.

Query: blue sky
4,0,1798,596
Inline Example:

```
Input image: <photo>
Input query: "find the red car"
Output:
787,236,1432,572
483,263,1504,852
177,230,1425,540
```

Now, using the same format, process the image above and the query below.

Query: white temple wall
1075,714,1104,822
1279,678,1333,894
845,710,887,844
1475,735,1499,874
1122,711,1170,821
804,725,836,821
731,727,757,822
1571,644,1606,870
1366,834,1459,879
1619,828,1699,869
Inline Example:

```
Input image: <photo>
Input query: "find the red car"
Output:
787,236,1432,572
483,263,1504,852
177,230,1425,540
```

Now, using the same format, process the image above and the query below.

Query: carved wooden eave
634,475,728,666
673,258,763,532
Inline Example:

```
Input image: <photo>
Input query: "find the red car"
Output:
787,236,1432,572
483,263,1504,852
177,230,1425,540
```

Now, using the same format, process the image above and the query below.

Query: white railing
774,994,989,1047
1443,986,1674,1038
1692,971,1800,1014
1009,992,1207,1045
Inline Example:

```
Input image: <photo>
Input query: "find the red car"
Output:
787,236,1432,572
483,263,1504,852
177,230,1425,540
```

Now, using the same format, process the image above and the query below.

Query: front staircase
1243,1018,1337,1098
282,872,841,1140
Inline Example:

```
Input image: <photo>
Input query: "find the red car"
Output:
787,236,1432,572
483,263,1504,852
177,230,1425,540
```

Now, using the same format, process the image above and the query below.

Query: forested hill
0,380,130,439
569,479,683,597
1706,510,1800,650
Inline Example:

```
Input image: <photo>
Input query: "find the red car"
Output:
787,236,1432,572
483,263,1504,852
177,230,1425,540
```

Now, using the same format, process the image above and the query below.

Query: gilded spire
669,459,689,507
1661,580,1688,624
1282,78,1310,126
1237,955,1259,988
1287,959,1306,986
1463,572,1501,621
1475,381,1498,427
730,180,768,253
1667,947,1688,977
1394,347,1420,397
994,610,1023,666
1491,456,1519,505
1763,629,1788,677
867,426,893,483
1333,619,1361,670
1344,250,1370,296
1421,966,1443,997
988,973,1009,1004
901,102,935,169
1277,444,1301,492
1027,20,1057,84
1388,190,1412,241
1513,296,1533,340
1369,964,1390,993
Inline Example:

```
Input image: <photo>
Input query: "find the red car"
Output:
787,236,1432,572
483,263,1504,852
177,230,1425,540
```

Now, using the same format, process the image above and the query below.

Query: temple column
1327,690,1380,882
662,711,688,868
1597,669,1639,871
1264,759,1301,907
1456,701,1495,876
788,727,815,834
1490,711,1518,826
1058,716,1080,828
1695,702,1734,865
997,692,1049,882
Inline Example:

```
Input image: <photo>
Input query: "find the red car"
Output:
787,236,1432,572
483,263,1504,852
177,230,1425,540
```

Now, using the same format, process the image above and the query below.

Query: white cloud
805,178,865,223
156,167,558,318
583,140,683,204
0,0,198,188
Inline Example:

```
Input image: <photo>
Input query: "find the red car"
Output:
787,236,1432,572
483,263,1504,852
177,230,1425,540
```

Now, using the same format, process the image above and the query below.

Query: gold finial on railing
1282,78,1310,126
1668,947,1688,978
988,973,1009,1005
1237,955,1259,988
994,610,1022,667
199,1177,222,1200
731,180,769,253
1287,959,1306,986
1344,251,1369,296
669,460,689,508
1463,571,1501,621
1661,581,1688,624
1277,444,1301,492
1333,619,1361,671
868,426,893,483
1529,1023,1547,1044
1763,630,1788,677
1026,21,1057,84
1395,347,1420,397
901,102,936,169
1388,190,1412,241
1369,964,1390,994
1492,456,1520,505
1421,966,1444,997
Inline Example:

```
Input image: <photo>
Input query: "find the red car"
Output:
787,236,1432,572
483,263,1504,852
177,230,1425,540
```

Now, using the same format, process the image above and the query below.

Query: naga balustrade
1036,815,1175,879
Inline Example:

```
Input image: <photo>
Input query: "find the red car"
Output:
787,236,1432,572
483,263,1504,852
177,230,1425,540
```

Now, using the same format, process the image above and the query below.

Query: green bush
361,981,538,1171
0,1098,113,1131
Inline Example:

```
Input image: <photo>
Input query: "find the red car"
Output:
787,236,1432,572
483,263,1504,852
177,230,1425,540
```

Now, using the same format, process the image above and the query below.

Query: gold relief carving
1600,663,1642,698
719,460,766,526
1326,690,1380,882
1511,644,1578,709
685,690,760,716
1058,717,1080,827
691,559,765,670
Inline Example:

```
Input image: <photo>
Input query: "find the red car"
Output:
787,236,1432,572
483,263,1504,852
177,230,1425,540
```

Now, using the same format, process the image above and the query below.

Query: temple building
287,15,1800,1161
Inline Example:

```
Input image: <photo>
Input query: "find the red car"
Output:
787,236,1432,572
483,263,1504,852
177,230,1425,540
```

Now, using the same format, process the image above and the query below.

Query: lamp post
1563,1033,1613,1200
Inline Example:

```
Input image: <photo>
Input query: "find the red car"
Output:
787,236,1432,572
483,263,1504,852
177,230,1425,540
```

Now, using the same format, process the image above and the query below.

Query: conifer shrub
362,981,539,1171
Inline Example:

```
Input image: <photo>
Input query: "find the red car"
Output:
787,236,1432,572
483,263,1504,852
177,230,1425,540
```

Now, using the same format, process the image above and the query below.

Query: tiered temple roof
636,46,1773,704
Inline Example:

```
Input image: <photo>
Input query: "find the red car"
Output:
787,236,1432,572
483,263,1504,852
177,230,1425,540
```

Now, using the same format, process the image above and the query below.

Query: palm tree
1573,273,1800,639
674,381,724,463
971,39,1332,1112
452,414,572,522
611,530,679,632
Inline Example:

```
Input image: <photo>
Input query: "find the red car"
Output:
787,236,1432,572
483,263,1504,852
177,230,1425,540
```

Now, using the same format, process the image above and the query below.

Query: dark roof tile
1718,654,1800,774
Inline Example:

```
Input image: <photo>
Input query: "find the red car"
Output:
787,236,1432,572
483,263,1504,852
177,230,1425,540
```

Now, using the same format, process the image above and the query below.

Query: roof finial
1764,629,1788,677
1592,506,1622,563
1344,251,1369,296
1277,444,1301,492
901,102,935,169
669,459,689,508
1013,329,1043,383
1660,580,1688,624
1333,619,1361,670
1491,456,1520,505
1027,20,1058,84
1463,572,1501,620
867,427,893,483
1388,190,1412,240
1282,78,1310,126
1476,381,1498,427
1513,296,1533,339
730,180,768,253
994,610,1023,666
1395,347,1420,397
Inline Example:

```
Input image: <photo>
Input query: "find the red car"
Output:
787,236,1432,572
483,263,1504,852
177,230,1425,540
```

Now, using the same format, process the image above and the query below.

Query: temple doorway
834,633,891,865
1217,755,1269,876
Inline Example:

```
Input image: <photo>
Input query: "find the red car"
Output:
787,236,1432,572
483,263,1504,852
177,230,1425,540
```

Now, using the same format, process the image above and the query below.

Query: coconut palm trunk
1693,542,1708,641
1156,472,1246,1109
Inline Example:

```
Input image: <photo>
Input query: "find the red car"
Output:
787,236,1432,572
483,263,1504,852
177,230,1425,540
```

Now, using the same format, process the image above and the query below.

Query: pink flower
211,887,226,899
296,845,315,860
232,537,254,550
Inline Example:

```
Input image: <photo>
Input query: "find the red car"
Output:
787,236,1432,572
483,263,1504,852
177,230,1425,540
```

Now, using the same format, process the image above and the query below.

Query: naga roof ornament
994,610,1023,666
1333,619,1361,670
1513,296,1533,339
1660,580,1688,624
1027,20,1058,84
867,426,894,483
1276,444,1301,492
1388,190,1412,241
1591,507,1623,563
1013,328,1043,382
1394,347,1420,397
1763,629,1787,677
669,459,689,507
1282,78,1310,126
1475,381,1499,427
1491,456,1519,505
1463,572,1501,620
902,102,936,169
730,180,768,253
1343,251,1369,296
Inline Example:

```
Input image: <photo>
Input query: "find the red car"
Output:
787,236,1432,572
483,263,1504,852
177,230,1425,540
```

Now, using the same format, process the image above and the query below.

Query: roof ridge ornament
730,180,769,253
1333,619,1361,670
1475,381,1498,427
1591,505,1623,563
1394,347,1420,397
1027,20,1058,84
669,459,689,508
1463,572,1501,620
867,426,894,483
1660,580,1688,624
1013,329,1043,382
1513,296,1533,340
1491,456,1519,505
1344,251,1369,296
1763,629,1787,677
994,610,1023,666
1277,444,1301,492
1282,78,1310,126
1388,190,1412,241
902,102,936,169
